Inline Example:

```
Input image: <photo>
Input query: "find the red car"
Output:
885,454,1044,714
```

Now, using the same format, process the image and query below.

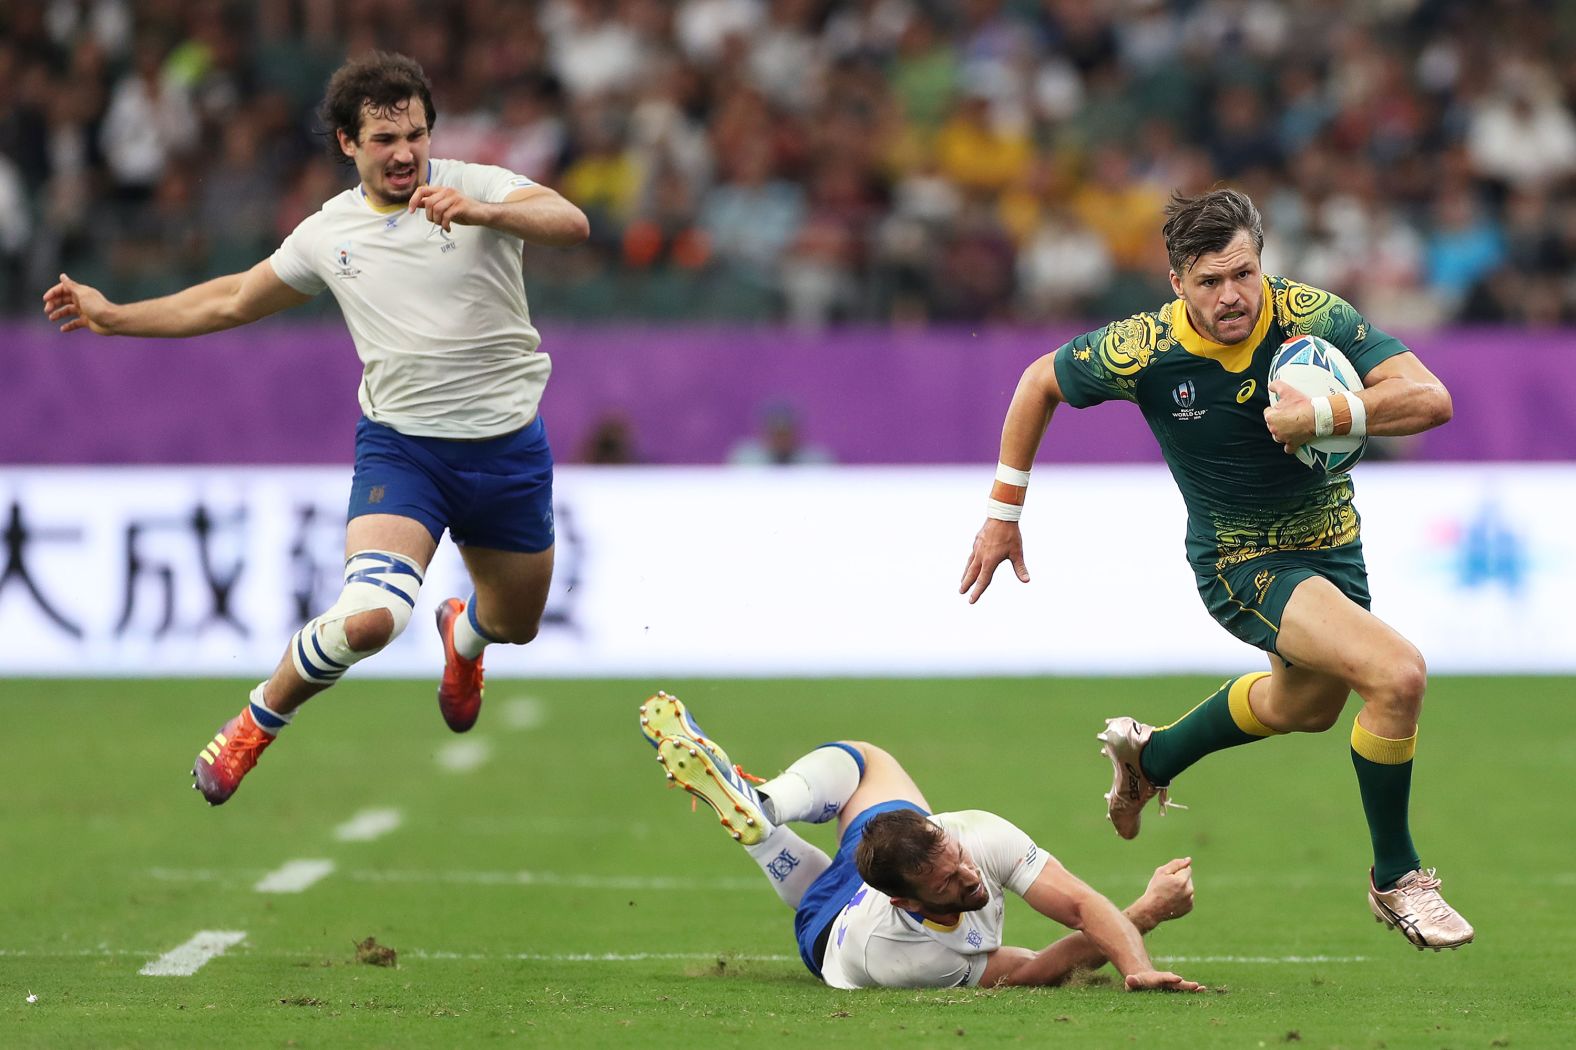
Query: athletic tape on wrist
1346,391,1368,438
994,462,1031,487
1310,396,1335,439
986,498,1023,522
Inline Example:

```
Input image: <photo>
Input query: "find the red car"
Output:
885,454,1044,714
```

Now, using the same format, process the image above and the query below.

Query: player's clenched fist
1142,857,1196,921
1263,379,1315,452
408,185,487,232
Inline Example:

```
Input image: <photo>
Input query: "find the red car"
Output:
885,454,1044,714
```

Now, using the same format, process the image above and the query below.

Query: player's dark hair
1162,188,1264,276
319,51,437,163
855,809,947,899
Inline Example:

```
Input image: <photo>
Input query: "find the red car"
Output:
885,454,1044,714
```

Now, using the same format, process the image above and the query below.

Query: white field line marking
138,930,246,976
145,867,760,891
500,696,546,731
334,807,404,842
7,945,1369,968
436,737,492,772
347,869,762,891
408,950,796,962
1156,955,1370,964
253,859,336,893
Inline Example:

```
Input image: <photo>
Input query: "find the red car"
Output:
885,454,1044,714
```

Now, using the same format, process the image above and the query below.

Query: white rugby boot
1097,716,1184,840
1368,868,1475,951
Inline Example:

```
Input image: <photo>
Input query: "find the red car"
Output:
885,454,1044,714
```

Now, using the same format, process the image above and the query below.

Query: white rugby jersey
819,810,1050,990
270,158,550,439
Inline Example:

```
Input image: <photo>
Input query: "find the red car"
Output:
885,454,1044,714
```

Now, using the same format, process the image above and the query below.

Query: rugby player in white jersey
640,693,1203,991
43,53,589,804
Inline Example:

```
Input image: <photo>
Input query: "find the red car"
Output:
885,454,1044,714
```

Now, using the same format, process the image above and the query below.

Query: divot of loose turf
354,937,398,968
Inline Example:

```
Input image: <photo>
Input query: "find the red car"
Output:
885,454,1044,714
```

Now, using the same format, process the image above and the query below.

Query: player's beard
382,164,419,203
1206,297,1258,343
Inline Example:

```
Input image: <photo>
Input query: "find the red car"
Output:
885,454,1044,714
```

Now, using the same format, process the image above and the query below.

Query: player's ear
1168,269,1183,298
337,128,357,159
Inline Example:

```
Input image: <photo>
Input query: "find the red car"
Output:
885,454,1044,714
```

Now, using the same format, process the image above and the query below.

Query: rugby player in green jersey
959,189,1473,952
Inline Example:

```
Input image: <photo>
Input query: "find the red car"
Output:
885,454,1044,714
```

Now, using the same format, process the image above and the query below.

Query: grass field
1,676,1571,1049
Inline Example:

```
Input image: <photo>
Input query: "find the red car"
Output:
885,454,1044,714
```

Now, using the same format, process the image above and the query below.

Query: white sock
744,825,832,909
759,744,863,825
247,681,292,737
451,594,494,660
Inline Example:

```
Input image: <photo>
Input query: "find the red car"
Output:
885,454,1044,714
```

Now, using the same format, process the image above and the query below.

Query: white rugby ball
1267,335,1366,473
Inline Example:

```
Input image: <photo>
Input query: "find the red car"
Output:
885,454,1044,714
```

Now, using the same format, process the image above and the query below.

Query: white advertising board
0,465,1569,677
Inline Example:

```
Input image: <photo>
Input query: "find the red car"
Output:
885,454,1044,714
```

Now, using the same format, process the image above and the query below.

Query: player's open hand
1264,380,1315,453
408,185,486,232
1141,857,1195,922
1124,970,1204,992
42,273,117,335
959,518,1029,604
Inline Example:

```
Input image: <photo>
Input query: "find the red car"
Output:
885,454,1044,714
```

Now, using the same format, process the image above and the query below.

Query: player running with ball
960,189,1473,951
641,692,1202,991
43,53,588,804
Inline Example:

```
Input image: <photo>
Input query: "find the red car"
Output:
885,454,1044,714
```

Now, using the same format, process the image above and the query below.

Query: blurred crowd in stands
2,0,1574,327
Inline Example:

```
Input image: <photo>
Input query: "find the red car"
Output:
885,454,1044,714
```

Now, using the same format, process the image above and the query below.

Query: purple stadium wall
4,322,1572,464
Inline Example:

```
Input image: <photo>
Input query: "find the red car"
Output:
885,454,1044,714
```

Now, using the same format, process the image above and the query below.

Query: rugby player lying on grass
640,692,1202,991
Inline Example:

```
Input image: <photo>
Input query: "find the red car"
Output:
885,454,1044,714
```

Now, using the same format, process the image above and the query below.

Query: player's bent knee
342,608,396,652
1364,648,1427,716
1298,707,1346,734
291,550,424,685
496,621,541,645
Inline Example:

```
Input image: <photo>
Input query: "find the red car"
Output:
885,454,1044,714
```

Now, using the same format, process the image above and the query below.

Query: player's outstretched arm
43,260,312,338
408,183,589,247
959,351,1063,604
982,857,1203,991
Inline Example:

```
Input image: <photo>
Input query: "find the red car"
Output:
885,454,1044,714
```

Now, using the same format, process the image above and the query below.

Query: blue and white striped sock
452,593,502,660
247,682,292,737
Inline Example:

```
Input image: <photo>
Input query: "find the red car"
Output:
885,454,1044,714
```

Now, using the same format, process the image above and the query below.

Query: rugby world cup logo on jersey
1171,379,1207,421
332,242,360,278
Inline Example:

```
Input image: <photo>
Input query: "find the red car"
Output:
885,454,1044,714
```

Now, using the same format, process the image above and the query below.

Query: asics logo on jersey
1237,379,1256,403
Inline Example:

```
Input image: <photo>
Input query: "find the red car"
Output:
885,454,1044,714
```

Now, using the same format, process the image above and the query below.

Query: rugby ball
1267,335,1366,473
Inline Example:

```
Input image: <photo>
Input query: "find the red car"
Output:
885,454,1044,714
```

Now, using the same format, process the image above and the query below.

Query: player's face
340,97,431,207
907,838,990,916
1170,230,1264,345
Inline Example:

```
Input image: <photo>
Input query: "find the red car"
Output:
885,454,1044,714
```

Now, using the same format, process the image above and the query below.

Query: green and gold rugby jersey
1051,276,1408,573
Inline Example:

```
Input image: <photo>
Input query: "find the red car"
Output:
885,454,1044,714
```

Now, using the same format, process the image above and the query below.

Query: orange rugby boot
192,707,275,805
435,597,485,732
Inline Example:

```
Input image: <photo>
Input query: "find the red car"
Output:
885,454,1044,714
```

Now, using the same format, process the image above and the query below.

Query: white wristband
1346,391,1367,438
1310,396,1335,439
994,462,1031,487
986,498,1023,522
